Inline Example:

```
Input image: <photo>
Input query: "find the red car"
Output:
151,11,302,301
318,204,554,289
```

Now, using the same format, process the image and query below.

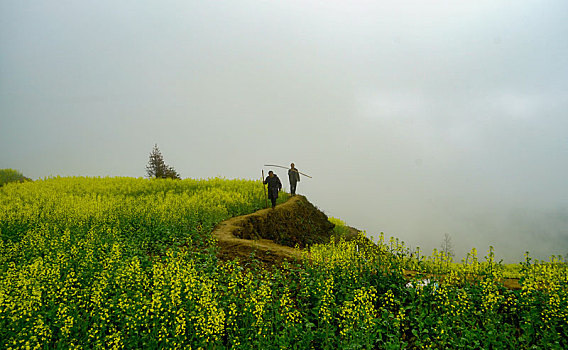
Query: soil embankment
213,195,334,264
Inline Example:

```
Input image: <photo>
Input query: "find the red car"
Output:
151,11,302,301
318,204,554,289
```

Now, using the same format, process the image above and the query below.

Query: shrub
0,169,30,187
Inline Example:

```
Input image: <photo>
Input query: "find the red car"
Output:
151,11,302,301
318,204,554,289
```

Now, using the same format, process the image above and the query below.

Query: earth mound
213,195,334,263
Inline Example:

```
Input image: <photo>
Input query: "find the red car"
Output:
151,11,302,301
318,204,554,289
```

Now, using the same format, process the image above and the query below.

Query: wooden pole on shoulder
264,164,312,178
262,169,268,209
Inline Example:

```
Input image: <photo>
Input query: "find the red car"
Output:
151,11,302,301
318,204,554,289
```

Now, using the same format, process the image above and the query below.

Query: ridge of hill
214,195,334,264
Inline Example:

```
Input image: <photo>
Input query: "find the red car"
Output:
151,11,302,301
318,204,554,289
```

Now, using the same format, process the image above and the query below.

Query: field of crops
1,177,567,349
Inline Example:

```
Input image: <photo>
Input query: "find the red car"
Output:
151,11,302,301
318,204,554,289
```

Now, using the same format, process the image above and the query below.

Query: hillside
214,195,334,263
214,195,524,289
1,177,565,349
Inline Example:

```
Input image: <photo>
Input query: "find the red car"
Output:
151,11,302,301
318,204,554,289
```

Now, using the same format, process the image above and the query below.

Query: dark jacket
288,168,300,184
264,175,282,199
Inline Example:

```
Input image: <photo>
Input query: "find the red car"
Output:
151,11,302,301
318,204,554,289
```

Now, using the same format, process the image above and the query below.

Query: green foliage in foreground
1,177,567,349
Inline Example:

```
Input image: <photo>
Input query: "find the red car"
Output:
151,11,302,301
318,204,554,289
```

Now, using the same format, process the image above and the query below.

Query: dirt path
214,221,303,263
213,195,333,264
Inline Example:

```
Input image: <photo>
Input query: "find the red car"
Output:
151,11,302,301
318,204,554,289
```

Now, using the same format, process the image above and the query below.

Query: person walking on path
263,170,282,209
288,163,300,195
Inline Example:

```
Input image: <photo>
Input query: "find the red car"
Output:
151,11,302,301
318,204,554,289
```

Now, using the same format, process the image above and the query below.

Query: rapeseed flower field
1,177,566,349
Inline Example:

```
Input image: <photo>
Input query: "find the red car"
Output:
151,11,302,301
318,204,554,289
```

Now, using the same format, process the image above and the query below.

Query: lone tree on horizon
440,233,455,260
146,144,181,179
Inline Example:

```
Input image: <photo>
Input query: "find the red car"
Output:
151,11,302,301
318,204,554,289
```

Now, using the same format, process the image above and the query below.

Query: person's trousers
290,181,297,195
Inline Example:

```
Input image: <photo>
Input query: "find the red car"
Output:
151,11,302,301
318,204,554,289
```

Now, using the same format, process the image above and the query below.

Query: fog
2,1,567,263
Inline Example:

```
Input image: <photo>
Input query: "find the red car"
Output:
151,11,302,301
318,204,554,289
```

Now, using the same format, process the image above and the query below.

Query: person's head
268,170,274,177
290,163,295,168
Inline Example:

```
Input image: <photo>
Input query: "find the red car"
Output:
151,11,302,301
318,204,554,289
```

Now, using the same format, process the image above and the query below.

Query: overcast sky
2,1,567,262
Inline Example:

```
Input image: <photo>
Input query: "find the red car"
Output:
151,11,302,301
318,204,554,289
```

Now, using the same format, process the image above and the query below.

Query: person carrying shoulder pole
288,163,300,195
263,170,282,209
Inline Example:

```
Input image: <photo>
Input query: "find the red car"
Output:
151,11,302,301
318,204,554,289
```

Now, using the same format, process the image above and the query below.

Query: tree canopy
146,144,181,179
0,169,31,187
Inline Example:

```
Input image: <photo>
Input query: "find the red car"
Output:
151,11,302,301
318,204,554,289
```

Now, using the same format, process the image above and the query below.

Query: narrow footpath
213,195,333,264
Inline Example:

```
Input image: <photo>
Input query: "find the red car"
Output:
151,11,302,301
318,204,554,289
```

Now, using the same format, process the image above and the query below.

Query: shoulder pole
263,164,313,178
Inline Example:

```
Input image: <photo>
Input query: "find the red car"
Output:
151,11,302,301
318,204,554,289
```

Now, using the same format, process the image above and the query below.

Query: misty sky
2,1,567,263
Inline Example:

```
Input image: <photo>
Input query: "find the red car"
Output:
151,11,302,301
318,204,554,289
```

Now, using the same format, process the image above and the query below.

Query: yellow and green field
1,177,566,349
